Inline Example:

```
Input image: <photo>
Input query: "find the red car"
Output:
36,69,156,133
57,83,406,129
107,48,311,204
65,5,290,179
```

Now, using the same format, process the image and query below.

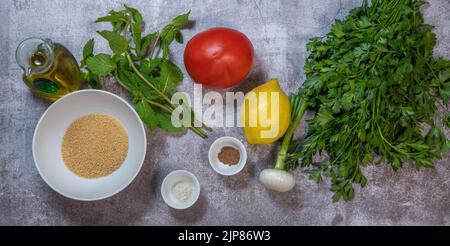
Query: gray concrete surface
1,0,450,226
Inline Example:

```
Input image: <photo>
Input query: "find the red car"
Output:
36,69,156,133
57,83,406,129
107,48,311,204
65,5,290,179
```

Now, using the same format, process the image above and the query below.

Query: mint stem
125,53,207,138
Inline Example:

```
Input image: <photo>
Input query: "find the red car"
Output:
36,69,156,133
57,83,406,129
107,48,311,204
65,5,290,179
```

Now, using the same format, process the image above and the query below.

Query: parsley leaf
285,0,450,202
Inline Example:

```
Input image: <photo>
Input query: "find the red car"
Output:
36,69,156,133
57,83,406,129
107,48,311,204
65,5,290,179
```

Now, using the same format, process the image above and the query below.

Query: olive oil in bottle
16,38,83,101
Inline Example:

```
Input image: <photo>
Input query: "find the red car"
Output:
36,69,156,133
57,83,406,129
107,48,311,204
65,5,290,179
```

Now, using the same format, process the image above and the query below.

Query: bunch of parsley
80,5,210,138
286,0,450,201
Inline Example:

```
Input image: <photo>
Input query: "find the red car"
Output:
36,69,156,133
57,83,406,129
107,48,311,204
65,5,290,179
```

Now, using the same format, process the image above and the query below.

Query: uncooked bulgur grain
61,114,128,178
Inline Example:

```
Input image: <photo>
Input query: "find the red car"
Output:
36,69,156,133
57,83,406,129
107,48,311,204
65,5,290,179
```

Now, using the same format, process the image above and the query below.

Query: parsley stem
426,62,439,81
377,125,415,157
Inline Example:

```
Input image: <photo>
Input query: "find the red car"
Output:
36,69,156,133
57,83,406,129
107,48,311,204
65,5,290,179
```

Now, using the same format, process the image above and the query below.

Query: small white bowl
161,170,200,209
33,89,147,201
208,136,247,176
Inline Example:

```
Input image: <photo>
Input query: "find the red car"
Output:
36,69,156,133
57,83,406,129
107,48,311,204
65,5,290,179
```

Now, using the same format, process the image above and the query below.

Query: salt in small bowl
161,170,200,209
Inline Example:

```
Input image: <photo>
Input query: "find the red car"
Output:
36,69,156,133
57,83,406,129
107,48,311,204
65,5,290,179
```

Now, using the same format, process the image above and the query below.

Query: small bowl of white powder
161,170,200,209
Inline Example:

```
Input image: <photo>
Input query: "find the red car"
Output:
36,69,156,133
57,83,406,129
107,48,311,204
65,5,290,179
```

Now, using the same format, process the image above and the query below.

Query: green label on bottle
32,78,60,94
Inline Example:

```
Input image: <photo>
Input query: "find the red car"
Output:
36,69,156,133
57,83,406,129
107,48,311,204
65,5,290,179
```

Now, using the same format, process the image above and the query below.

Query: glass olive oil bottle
16,38,83,101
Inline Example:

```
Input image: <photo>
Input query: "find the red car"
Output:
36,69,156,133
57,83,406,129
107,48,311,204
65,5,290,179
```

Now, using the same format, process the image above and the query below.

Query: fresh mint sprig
80,5,210,138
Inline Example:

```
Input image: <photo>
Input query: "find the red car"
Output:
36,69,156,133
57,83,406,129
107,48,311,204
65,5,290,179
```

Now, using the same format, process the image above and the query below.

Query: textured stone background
1,0,450,225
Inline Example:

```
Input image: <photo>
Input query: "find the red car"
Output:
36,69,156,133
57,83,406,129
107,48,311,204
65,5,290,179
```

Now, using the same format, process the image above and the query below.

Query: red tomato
184,27,254,88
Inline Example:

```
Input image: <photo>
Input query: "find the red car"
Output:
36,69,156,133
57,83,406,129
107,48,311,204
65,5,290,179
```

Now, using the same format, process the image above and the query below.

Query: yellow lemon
240,79,291,145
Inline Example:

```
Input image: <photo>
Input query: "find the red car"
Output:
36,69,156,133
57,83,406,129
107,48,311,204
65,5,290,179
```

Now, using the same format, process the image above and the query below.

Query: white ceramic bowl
32,89,147,201
208,136,247,176
161,170,200,209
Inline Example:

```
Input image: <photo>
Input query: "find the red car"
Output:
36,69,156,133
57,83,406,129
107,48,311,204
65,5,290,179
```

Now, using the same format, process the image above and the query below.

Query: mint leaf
136,100,186,133
141,32,157,51
80,38,95,67
81,71,102,89
135,100,158,130
124,4,142,24
157,111,185,132
174,29,183,43
159,60,183,94
131,22,142,54
160,41,170,59
140,58,162,75
118,68,159,100
112,54,129,70
82,39,95,60
160,28,176,59
86,53,116,76
171,11,190,27
141,32,157,54
88,74,102,89
116,68,139,92
159,12,190,58
96,12,128,23
97,30,129,54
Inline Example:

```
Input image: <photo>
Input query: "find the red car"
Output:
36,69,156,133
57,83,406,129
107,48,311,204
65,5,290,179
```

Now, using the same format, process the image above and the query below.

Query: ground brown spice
218,146,240,166
61,114,128,178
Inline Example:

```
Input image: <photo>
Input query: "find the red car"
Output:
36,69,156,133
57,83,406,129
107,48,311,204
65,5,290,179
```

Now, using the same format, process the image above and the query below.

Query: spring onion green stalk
259,95,307,192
